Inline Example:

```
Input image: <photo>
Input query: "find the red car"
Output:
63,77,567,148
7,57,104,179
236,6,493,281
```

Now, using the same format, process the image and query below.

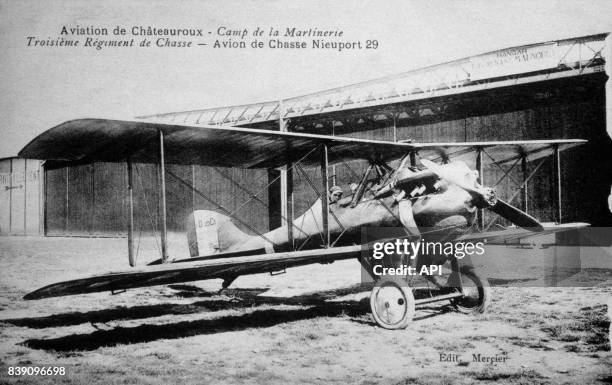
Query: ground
0,235,610,385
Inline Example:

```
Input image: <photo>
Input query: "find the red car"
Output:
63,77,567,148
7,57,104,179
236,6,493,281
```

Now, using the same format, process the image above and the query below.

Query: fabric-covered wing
412,140,584,165
19,119,416,168
24,245,361,300
19,118,585,168
455,222,590,245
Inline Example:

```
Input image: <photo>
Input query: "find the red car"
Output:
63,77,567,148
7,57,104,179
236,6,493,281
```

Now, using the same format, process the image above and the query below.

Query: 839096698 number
7,366,65,376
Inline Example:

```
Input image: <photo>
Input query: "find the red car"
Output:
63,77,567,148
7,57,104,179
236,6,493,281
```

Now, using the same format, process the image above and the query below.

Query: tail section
186,210,257,257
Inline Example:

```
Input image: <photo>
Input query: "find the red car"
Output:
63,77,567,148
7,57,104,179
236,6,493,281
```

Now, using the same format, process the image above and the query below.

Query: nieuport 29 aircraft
19,118,588,329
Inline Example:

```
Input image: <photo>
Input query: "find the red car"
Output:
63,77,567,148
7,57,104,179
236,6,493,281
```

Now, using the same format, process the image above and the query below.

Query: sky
0,0,611,158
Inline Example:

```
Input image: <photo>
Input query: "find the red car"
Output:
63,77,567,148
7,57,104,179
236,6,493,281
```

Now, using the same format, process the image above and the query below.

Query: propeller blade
489,199,544,232
420,159,544,232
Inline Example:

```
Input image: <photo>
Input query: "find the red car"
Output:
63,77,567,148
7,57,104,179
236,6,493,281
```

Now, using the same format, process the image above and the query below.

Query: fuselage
235,182,477,253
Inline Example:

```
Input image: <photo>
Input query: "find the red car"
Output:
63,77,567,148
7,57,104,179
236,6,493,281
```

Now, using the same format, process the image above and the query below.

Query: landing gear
363,246,491,329
448,267,491,314
366,263,490,329
369,276,415,329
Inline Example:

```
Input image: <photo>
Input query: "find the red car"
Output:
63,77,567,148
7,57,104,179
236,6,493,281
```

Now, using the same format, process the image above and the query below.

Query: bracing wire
134,164,163,259
165,168,279,248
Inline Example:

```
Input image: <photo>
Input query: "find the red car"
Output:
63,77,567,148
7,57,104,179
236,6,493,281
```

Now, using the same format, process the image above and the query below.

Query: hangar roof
138,33,609,129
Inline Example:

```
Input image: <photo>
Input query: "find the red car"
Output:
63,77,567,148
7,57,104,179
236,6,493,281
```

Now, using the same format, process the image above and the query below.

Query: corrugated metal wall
0,158,43,235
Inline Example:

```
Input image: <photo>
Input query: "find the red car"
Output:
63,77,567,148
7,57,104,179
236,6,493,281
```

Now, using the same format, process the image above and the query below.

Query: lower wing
24,245,361,300
455,222,590,244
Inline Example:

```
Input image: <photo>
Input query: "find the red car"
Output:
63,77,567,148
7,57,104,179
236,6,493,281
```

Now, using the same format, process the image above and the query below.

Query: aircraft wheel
448,268,491,314
370,276,415,329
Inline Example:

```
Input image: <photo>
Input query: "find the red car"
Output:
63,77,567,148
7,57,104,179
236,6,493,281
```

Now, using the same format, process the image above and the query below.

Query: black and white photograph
0,1,611,384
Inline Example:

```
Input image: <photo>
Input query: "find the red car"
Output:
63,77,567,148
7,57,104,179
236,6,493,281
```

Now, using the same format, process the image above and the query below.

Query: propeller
488,198,544,231
420,159,544,232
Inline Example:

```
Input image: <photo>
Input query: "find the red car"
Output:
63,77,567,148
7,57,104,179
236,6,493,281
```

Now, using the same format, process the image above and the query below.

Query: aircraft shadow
6,283,445,329
5,285,368,329
14,284,453,352
4,288,270,329
21,300,371,352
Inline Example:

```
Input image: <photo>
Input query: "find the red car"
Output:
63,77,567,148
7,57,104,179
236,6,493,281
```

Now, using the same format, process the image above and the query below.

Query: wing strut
286,157,294,250
320,144,330,247
127,157,135,267
159,130,169,262
553,144,562,223
521,155,528,212
476,147,484,229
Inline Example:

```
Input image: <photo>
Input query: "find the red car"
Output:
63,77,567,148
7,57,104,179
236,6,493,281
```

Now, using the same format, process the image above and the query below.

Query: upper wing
19,119,416,168
411,140,584,165
19,118,585,168
24,245,361,300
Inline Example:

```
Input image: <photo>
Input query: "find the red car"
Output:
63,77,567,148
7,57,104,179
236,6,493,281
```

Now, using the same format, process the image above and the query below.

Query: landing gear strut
218,276,238,294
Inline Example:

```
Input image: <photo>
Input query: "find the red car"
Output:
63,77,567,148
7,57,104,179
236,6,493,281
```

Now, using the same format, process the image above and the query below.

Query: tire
448,268,491,314
370,276,415,329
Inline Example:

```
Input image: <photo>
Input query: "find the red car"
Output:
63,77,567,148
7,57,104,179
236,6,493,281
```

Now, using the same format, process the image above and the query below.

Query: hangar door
0,158,43,235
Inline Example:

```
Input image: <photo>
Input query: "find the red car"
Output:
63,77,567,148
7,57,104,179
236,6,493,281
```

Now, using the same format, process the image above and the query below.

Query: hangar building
1,33,611,237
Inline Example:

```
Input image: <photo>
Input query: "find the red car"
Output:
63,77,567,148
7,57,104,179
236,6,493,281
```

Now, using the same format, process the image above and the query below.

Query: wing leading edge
19,118,585,168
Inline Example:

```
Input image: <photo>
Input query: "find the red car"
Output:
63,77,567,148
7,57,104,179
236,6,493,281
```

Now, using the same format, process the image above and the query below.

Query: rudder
186,210,254,257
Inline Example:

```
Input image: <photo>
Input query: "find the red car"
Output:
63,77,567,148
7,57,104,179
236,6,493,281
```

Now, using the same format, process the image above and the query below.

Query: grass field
0,236,610,384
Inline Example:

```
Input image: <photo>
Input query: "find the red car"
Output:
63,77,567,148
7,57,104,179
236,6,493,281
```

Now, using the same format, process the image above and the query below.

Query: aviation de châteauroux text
25,25,378,52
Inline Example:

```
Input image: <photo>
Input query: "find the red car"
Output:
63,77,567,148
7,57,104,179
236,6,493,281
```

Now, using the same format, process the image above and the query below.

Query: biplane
18,118,588,329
